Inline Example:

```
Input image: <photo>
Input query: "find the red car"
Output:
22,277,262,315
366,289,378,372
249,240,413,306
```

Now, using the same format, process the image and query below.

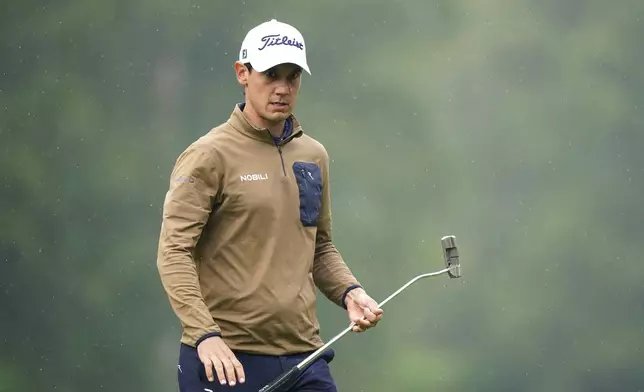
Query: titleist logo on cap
258,34,304,51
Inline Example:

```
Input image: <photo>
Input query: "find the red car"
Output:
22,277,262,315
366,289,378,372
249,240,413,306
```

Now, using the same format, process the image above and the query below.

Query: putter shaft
260,236,461,392
296,266,453,370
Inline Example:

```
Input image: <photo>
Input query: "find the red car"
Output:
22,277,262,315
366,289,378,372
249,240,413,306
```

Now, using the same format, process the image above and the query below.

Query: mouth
269,102,290,110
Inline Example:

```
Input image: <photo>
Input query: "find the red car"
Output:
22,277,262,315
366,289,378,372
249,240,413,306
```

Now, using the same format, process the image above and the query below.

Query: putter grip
258,366,300,392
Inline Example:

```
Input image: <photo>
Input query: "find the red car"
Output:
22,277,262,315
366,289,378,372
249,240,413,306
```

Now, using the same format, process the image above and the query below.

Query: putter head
441,235,461,278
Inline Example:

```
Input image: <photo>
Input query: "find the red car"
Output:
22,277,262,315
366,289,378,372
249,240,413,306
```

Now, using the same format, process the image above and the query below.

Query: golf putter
258,235,461,392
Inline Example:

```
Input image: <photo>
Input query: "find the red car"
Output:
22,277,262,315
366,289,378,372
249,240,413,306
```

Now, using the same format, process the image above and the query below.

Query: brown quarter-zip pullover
156,104,361,355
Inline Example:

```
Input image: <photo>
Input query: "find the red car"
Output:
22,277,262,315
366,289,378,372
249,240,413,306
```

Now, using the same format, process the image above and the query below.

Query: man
156,19,383,391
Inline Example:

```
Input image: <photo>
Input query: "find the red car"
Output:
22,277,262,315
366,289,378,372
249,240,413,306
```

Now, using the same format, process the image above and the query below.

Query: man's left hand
344,287,383,332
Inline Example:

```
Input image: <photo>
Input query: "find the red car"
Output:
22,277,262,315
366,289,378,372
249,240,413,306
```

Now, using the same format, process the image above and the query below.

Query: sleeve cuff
341,284,362,309
195,331,222,347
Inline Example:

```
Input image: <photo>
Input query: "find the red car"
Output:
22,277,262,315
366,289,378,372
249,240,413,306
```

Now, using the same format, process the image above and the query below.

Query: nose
274,80,291,96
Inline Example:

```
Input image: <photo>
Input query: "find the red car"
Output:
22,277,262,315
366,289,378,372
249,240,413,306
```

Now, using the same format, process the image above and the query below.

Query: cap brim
250,57,311,75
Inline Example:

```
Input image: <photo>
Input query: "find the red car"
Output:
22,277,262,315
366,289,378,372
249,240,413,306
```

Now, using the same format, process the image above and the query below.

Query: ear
234,61,249,86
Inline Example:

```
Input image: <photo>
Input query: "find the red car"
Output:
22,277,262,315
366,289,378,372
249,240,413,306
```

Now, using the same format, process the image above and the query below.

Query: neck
242,102,285,138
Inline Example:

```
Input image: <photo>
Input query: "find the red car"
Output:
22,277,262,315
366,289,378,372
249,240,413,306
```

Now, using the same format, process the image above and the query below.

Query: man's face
236,62,303,124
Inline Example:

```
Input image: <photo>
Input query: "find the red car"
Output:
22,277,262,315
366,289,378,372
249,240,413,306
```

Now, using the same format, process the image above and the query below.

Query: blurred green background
2,0,644,391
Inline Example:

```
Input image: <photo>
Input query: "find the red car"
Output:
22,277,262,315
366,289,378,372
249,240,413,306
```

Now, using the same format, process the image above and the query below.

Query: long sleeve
156,142,221,346
312,148,362,308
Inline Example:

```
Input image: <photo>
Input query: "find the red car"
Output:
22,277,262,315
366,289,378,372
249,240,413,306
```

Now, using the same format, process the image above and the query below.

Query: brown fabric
156,104,360,355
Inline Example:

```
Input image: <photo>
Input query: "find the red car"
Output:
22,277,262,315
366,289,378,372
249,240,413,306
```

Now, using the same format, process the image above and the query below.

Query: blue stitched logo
242,49,247,59
258,34,304,51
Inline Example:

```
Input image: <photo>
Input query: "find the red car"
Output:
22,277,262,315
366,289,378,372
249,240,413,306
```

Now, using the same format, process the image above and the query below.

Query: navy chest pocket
293,161,323,226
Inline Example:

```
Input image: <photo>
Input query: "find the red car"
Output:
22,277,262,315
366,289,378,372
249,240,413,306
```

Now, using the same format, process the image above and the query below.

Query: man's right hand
197,336,246,386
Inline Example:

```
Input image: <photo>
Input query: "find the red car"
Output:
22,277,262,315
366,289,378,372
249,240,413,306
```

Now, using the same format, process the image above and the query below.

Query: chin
264,112,291,122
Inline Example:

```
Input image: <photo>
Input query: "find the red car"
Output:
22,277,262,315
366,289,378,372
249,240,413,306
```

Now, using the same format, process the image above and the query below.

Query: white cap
238,19,311,75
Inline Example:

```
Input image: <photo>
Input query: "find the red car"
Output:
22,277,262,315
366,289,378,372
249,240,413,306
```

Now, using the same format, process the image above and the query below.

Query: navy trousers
178,343,338,392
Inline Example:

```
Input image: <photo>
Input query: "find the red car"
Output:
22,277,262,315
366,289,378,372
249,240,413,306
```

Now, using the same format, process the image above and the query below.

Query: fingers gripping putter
259,235,462,392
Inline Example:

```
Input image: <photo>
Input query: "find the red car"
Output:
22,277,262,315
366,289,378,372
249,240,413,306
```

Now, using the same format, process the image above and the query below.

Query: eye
264,69,277,79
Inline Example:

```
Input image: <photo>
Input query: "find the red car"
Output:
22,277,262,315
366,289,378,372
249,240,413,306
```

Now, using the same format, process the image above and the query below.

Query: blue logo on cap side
242,49,247,59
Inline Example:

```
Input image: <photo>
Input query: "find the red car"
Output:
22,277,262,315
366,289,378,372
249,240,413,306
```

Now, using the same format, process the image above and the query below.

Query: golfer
156,19,383,391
